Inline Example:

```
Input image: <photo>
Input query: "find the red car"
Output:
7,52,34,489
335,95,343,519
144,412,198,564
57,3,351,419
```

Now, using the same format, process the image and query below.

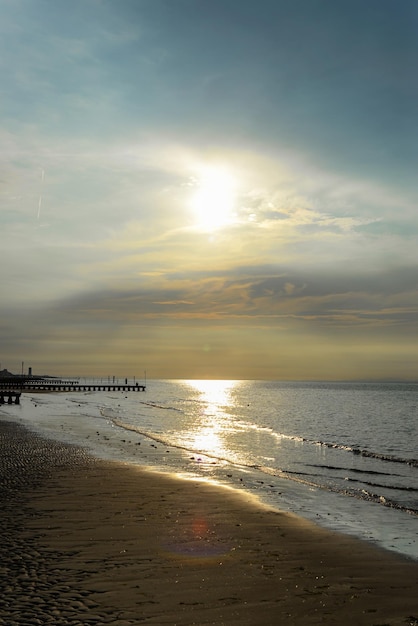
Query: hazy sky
1,0,418,380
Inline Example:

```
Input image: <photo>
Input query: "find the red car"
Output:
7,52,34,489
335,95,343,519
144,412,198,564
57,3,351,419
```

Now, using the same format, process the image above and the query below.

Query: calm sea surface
2,379,417,560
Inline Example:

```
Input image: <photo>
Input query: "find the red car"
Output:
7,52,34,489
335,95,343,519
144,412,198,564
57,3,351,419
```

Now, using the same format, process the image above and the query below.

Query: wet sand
1,420,418,625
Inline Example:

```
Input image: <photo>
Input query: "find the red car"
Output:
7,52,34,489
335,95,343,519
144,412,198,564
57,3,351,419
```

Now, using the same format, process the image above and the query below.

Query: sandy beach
1,420,418,625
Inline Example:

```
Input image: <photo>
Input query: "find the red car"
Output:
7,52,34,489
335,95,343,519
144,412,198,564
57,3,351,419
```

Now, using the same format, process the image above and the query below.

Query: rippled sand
1,419,418,625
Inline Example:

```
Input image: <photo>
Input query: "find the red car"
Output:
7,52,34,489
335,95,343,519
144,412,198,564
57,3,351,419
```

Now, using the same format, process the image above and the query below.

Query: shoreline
1,419,418,625
7,388,418,563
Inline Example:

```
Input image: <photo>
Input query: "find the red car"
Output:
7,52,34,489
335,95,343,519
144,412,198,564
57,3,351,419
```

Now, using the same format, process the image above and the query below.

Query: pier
0,391,21,404
17,382,146,393
0,378,146,395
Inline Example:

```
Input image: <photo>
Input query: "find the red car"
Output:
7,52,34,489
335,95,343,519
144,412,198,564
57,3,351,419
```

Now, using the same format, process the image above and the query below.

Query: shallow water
2,379,417,560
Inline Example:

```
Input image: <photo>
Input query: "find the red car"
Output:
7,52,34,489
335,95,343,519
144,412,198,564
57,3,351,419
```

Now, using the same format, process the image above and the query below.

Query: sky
1,0,418,381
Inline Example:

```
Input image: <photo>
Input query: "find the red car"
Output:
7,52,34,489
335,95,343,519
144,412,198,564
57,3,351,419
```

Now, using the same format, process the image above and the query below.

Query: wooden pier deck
23,383,146,392
0,381,146,395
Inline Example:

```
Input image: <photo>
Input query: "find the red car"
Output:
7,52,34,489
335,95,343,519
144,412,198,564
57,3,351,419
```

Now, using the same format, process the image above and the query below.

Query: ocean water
1,379,417,560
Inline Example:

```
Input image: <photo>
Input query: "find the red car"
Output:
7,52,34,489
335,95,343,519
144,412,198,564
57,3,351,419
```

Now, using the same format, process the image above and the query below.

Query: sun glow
190,166,238,231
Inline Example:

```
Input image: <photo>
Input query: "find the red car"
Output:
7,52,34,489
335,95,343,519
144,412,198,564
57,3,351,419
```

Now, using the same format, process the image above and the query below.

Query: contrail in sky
37,168,45,219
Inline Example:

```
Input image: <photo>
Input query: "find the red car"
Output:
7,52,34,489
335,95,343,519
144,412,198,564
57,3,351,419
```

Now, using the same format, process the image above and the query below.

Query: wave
344,477,418,493
304,463,405,478
359,489,418,516
138,401,182,412
301,437,418,468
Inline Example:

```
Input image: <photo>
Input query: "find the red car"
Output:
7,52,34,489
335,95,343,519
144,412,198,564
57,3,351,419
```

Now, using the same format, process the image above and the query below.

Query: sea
1,379,417,561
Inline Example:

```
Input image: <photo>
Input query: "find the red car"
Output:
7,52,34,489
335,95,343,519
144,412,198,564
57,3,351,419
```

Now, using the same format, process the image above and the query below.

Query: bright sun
190,166,237,231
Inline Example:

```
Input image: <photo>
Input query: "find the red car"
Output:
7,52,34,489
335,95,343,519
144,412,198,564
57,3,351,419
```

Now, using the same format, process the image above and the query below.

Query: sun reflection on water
185,379,240,407
162,381,244,561
182,380,242,461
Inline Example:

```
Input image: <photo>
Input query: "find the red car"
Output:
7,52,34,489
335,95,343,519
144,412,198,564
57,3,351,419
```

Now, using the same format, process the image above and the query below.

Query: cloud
1,0,417,379
9,262,411,336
